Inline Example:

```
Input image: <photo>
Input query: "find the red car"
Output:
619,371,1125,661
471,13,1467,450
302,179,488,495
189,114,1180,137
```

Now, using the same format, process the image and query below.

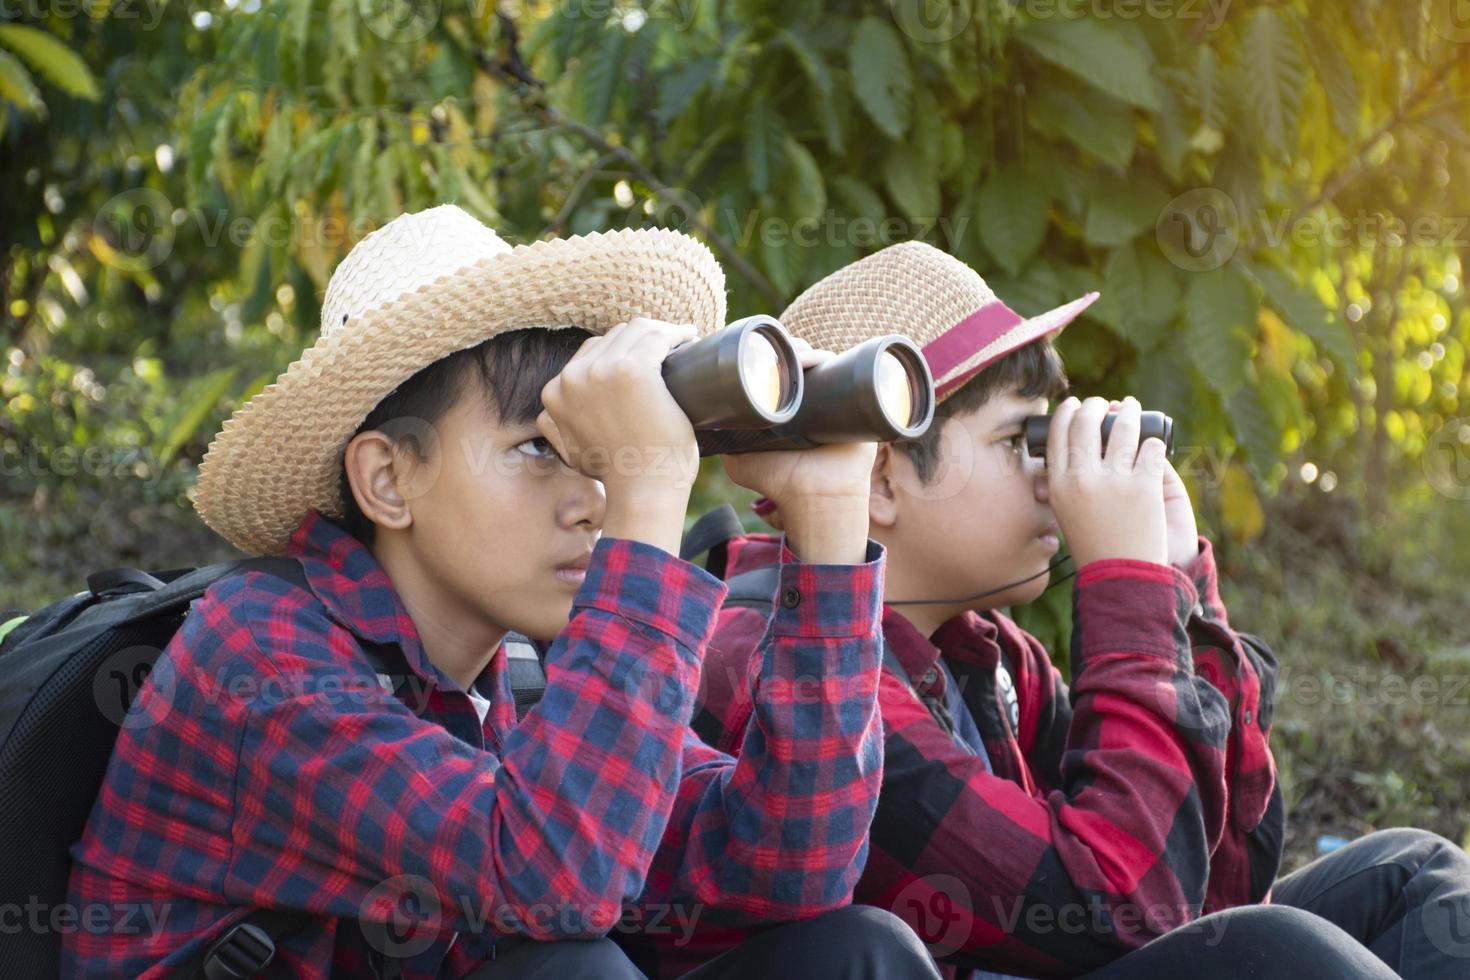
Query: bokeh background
4,0,1470,871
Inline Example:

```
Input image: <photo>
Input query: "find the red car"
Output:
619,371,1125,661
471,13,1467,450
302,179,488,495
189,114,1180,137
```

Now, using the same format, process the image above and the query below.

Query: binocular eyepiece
1023,410,1175,459
661,316,936,456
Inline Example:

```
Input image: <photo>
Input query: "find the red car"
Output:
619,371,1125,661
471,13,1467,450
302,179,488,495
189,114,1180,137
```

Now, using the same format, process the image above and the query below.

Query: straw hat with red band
749,240,1098,518
193,204,727,556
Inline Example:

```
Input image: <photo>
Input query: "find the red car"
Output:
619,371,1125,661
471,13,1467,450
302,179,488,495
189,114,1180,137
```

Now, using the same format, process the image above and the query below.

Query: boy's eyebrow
993,412,1033,432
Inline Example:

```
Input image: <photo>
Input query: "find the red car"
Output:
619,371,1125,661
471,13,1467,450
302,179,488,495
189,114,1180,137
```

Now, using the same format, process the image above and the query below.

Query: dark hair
336,326,592,546
896,337,1069,483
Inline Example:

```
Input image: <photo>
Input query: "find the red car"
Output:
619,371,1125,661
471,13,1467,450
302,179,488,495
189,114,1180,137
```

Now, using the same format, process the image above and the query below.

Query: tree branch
449,11,783,311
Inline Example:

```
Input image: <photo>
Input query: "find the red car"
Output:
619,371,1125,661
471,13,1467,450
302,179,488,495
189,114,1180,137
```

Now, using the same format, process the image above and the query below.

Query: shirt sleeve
1179,536,1283,910
858,558,1233,978
638,539,887,923
220,537,726,943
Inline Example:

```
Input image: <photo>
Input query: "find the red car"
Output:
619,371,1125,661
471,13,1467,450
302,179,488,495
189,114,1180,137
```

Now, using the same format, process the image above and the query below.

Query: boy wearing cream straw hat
62,205,941,979
692,242,1458,979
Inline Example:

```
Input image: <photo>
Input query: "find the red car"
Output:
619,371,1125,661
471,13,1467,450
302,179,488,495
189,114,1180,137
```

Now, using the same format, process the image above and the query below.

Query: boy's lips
554,553,592,585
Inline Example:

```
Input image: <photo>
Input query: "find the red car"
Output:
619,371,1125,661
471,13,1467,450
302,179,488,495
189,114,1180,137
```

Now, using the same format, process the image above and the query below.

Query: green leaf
1302,20,1358,142
1196,45,1227,131
1026,85,1136,169
760,228,805,299
576,26,625,129
1015,17,1158,111
848,16,913,140
776,27,831,97
976,165,1050,277
1225,382,1282,477
655,56,717,125
1082,173,1168,248
1093,242,1181,350
830,175,888,225
155,366,241,466
1251,263,1357,376
782,136,827,218
1241,7,1306,161
0,24,99,101
744,96,785,194
882,143,940,223
1154,83,1190,181
0,49,41,114
1184,264,1256,397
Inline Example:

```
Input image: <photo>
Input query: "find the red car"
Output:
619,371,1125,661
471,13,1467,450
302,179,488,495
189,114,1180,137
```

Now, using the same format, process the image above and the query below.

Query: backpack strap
503,632,547,722
722,565,780,611
679,504,746,576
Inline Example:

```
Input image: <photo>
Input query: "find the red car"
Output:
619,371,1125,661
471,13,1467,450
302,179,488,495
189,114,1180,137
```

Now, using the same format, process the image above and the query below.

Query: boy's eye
1004,433,1026,453
515,436,558,459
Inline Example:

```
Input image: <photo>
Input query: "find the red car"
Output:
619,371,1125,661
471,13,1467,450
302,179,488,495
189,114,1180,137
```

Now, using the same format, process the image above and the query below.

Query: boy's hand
538,318,701,555
1046,395,1168,569
721,342,876,565
1162,458,1201,568
1103,399,1200,569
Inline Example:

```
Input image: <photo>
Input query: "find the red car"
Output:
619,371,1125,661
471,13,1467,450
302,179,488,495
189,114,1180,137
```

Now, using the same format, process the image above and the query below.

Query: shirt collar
284,510,441,684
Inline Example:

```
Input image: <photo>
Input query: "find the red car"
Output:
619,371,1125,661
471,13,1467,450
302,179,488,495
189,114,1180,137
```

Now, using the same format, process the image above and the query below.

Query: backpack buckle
203,922,276,979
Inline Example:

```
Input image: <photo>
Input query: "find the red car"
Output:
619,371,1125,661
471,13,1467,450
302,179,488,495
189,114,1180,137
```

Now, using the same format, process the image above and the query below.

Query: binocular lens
876,350,915,429
740,330,787,416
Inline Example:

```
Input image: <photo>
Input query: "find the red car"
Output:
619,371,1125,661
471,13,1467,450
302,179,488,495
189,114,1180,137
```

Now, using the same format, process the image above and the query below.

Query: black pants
462,905,940,979
1273,827,1470,979
1079,904,1399,979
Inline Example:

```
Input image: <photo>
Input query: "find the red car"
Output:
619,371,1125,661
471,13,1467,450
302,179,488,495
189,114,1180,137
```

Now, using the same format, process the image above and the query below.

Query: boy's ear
869,444,900,529
343,431,413,532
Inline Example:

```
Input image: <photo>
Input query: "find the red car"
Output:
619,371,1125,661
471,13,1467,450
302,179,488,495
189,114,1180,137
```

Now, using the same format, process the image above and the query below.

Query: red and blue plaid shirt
693,535,1282,979
63,510,888,978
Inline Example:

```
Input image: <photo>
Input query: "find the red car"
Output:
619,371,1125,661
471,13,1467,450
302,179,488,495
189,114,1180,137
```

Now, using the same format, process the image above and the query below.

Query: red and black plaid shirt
693,534,1281,979
64,511,889,978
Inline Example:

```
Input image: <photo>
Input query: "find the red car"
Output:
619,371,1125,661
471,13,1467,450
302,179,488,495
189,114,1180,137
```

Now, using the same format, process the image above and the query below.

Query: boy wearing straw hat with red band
62,205,941,980
693,242,1470,978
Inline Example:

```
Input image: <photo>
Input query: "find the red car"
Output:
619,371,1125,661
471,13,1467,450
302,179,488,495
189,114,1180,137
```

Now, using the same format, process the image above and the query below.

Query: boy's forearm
777,494,871,565
647,542,888,919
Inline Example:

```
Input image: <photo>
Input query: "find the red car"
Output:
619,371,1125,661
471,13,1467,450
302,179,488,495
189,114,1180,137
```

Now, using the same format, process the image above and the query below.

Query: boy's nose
558,470,607,530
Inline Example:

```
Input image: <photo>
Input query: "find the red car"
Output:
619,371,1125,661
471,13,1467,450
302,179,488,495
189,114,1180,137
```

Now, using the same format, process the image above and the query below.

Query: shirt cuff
1074,558,1200,663
575,537,730,653
1180,536,1227,625
765,538,886,639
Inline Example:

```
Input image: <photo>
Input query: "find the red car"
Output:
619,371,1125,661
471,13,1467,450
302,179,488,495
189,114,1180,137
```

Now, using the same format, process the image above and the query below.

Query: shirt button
922,667,938,686
780,586,801,609
1244,709,1254,725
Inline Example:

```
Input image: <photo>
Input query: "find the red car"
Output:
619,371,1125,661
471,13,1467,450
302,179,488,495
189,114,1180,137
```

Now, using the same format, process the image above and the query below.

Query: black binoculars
661,316,936,456
1023,410,1175,459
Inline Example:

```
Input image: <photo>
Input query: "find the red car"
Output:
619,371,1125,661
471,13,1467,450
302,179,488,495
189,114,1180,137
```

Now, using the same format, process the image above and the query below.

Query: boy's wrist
602,482,694,556
778,494,870,564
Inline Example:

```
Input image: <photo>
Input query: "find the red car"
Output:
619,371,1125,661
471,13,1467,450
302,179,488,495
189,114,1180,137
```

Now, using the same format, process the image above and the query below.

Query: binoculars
1023,410,1175,459
661,316,936,456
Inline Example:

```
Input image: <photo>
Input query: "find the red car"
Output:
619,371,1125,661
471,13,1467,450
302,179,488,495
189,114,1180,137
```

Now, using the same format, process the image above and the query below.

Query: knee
1359,827,1469,873
545,937,645,979
808,906,937,975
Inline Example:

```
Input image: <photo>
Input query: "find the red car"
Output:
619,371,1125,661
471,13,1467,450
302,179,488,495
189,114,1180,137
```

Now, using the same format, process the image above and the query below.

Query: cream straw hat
780,241,1098,402
194,204,726,555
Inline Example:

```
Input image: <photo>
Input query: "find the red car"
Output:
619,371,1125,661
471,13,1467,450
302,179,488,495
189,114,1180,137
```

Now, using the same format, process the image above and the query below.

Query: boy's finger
535,410,570,466
796,348,836,369
1069,396,1109,464
1047,396,1079,475
1105,397,1142,470
601,318,697,362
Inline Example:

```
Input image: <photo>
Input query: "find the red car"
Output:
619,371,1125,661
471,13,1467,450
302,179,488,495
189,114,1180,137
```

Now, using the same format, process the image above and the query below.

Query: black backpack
0,558,549,980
